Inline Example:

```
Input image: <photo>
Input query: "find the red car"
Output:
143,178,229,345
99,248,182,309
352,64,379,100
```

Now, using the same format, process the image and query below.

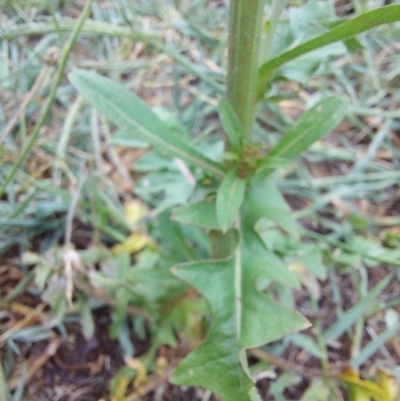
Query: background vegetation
1,0,400,400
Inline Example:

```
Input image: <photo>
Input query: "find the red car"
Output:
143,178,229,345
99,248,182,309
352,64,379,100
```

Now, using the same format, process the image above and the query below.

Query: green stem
227,0,264,141
0,0,94,198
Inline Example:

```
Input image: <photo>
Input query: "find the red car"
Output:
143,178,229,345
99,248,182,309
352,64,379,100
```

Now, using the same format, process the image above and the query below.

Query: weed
1,1,400,400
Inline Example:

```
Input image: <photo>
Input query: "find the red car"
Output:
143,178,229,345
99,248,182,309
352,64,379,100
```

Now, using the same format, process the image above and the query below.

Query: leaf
242,177,301,289
252,179,299,239
257,97,347,176
290,333,323,358
69,70,225,177
110,233,151,255
171,178,309,401
300,379,329,401
135,170,194,215
124,357,148,390
350,322,400,368
79,301,95,340
124,200,149,230
112,129,149,148
299,247,327,280
324,275,391,342
172,201,220,230
258,5,400,95
218,99,244,153
110,366,136,401
216,171,246,233
323,20,364,53
271,372,300,400
347,236,400,267
134,151,176,172
337,367,398,401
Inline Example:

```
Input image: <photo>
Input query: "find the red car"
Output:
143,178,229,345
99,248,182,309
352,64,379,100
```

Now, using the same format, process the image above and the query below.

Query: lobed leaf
69,70,225,177
257,96,347,176
171,178,309,401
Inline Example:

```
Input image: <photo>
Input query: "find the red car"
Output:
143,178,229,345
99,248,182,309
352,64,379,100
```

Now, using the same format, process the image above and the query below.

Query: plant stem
227,0,264,141
0,0,94,198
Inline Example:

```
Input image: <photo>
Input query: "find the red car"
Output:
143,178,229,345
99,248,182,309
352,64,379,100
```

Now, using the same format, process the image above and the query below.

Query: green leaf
323,20,364,53
351,322,400,369
299,246,327,280
291,333,323,358
171,179,309,401
172,201,220,230
242,177,301,289
251,179,299,239
257,96,347,176
68,70,225,177
258,5,400,95
216,171,246,233
300,379,329,401
112,130,149,148
324,275,391,342
79,300,95,340
218,99,244,153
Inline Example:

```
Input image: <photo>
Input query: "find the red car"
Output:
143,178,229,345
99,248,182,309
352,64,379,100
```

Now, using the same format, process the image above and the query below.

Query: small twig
174,158,196,186
63,175,86,307
249,348,340,380
53,352,104,375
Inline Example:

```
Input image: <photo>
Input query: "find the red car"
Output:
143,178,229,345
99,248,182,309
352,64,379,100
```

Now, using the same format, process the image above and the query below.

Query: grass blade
351,322,400,368
324,275,391,342
0,0,94,197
